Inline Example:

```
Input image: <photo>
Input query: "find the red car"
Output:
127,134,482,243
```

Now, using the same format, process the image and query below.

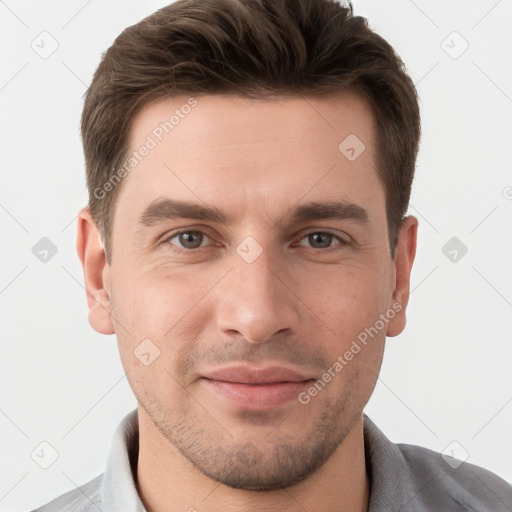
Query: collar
100,408,416,511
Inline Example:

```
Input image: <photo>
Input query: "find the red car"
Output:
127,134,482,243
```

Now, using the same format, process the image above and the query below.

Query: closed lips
201,366,315,384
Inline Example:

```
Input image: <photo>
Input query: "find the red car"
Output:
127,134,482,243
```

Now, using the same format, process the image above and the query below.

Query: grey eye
296,232,346,250
306,232,334,249
169,231,209,249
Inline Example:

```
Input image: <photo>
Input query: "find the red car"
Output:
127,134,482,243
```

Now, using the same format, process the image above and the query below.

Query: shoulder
28,473,104,512
397,442,512,511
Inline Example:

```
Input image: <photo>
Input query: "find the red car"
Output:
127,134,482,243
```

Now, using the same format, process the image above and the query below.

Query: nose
214,247,300,344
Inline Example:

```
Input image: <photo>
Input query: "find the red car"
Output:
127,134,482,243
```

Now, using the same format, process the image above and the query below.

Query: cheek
111,265,196,336
306,262,391,334
123,351,190,417
111,266,217,377
110,272,194,399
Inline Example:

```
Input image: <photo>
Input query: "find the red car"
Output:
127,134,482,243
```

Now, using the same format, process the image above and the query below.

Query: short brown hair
81,0,420,263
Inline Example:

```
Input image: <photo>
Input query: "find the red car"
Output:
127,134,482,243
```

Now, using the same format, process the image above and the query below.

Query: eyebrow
137,197,369,229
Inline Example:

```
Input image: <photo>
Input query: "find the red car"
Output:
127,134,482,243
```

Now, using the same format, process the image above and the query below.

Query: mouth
200,365,316,411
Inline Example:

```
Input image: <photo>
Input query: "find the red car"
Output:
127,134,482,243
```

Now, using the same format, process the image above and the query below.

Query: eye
167,230,212,250
163,229,348,252
297,231,347,250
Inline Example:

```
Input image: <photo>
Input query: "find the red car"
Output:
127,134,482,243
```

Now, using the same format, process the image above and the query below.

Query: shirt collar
362,414,418,510
101,409,146,511
100,408,414,511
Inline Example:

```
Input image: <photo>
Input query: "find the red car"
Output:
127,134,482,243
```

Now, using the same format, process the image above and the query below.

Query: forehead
114,91,384,228
130,90,375,155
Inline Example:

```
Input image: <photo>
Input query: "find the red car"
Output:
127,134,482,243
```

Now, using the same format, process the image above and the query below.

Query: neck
136,407,370,512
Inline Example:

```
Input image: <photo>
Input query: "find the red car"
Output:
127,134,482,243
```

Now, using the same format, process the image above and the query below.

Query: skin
77,90,417,512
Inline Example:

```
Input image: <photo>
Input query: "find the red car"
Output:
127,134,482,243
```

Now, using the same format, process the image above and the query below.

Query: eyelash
162,229,350,253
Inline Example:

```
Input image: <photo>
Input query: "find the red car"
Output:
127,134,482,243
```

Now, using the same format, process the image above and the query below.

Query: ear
76,206,115,335
386,215,418,337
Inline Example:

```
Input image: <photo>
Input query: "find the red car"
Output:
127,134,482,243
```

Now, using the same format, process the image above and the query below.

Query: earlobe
386,216,418,337
76,207,115,335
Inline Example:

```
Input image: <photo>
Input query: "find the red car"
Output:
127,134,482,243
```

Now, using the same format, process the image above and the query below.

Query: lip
201,365,313,384
200,365,315,411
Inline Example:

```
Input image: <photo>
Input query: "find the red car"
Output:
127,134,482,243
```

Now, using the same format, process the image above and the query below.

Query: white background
1,1,511,510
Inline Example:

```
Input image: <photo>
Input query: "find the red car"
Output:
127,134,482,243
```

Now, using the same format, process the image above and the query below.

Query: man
31,0,512,510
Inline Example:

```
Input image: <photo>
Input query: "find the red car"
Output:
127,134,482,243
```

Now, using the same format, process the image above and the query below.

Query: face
78,91,416,491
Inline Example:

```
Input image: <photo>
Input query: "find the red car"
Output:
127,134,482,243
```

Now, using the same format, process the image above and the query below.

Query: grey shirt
30,409,512,511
